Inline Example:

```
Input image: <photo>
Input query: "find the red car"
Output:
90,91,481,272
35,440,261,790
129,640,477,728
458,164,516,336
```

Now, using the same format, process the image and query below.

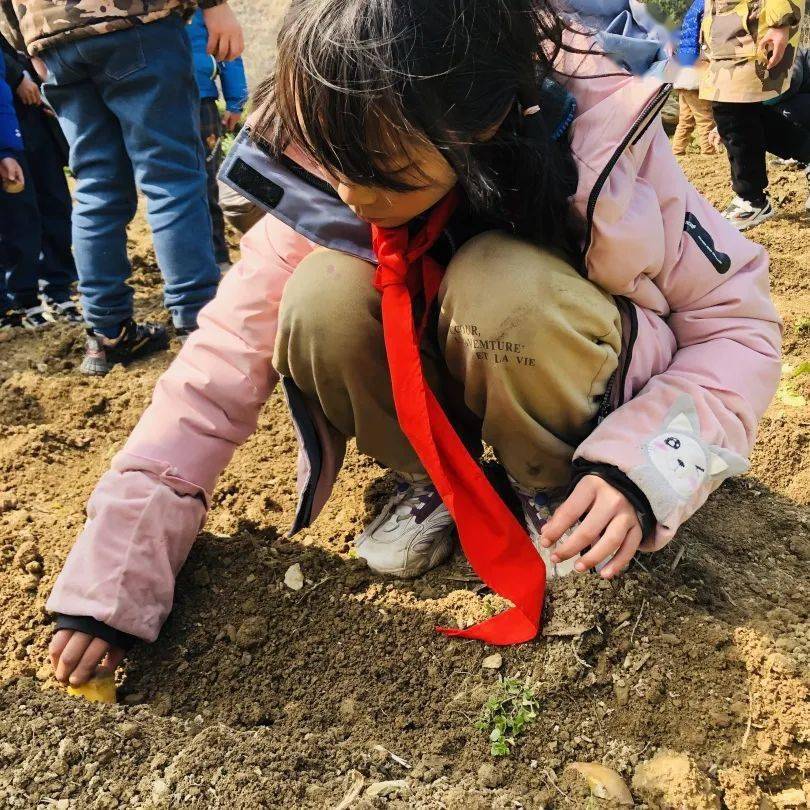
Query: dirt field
0,150,807,809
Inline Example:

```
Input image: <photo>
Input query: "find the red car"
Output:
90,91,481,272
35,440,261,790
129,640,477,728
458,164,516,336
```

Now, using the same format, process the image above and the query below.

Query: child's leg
273,249,444,474
688,94,717,154
40,51,138,336
437,232,622,491
0,151,45,312
672,92,696,155
92,17,221,331
712,101,769,204
23,113,77,303
275,235,621,493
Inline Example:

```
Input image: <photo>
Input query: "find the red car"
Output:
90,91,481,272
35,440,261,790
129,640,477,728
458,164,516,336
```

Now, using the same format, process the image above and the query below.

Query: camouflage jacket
700,0,805,102
0,0,223,55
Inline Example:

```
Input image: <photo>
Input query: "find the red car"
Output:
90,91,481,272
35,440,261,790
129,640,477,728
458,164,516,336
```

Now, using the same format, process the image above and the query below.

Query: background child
0,0,245,373
188,8,249,271
0,41,29,330
44,0,780,685
701,0,805,228
0,33,78,328
672,0,718,156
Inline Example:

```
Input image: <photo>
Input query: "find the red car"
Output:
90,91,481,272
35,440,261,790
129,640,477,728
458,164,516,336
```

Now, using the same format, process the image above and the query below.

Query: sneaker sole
733,210,775,231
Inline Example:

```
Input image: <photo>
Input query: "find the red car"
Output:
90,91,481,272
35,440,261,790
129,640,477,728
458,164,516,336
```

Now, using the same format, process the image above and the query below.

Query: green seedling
475,677,540,757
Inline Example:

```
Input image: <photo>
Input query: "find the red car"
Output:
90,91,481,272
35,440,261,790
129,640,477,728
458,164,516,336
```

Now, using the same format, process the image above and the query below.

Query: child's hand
0,157,24,191
759,26,789,70
540,475,642,579
221,110,241,132
16,74,42,106
202,3,245,62
49,629,125,686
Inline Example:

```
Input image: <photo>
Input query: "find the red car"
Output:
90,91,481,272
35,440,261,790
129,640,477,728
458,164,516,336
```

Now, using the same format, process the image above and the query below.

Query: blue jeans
40,15,220,336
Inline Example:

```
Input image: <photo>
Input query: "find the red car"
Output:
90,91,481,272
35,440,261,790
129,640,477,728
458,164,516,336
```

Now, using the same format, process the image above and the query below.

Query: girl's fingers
69,637,112,686
49,629,74,671
575,514,636,572
54,632,93,683
550,500,615,563
541,480,596,545
207,31,220,57
599,526,643,579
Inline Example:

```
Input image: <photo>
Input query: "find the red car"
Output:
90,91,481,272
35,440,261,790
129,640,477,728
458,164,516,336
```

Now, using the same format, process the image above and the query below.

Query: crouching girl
47,0,780,683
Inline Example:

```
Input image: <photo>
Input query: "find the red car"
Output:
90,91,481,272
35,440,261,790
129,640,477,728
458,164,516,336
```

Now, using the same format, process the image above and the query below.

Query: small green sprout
475,677,540,757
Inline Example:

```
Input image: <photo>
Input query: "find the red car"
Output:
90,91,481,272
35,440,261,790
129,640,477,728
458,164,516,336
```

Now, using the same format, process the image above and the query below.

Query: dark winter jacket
0,34,68,163
0,47,22,159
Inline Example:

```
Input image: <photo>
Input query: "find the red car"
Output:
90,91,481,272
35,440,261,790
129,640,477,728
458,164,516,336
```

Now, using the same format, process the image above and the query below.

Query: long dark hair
253,0,584,255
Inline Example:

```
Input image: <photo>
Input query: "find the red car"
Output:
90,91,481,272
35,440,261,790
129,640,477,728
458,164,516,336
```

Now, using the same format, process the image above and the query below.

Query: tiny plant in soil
476,677,540,757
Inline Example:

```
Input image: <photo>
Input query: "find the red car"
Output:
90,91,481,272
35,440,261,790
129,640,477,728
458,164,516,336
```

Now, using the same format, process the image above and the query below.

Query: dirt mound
0,155,808,808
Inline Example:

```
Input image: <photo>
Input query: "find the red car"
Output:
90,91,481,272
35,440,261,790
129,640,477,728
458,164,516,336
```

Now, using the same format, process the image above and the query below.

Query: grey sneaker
355,474,455,578
722,195,774,231
510,480,579,580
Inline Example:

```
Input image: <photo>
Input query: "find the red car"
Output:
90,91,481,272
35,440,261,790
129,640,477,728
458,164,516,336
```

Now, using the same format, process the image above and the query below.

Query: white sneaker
721,195,775,231
510,480,579,580
355,474,455,578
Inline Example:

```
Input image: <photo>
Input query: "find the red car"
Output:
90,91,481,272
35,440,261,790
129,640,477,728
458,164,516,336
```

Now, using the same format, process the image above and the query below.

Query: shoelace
391,481,440,522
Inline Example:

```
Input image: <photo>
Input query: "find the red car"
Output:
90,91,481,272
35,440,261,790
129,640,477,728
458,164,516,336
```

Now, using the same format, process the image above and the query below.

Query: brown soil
0,153,808,810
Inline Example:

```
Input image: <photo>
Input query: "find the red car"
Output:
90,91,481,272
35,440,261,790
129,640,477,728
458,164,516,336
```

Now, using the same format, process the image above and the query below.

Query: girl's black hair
253,0,584,255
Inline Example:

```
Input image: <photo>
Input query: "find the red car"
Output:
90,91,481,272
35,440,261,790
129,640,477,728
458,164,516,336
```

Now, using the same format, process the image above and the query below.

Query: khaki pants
673,90,717,154
274,232,622,490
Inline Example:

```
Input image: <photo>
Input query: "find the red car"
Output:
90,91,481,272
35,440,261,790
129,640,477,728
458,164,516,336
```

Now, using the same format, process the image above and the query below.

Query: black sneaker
21,306,52,330
0,309,23,332
42,295,83,324
80,319,169,376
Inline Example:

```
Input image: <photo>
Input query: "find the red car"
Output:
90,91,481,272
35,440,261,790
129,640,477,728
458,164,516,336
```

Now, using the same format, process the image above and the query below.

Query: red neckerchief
371,190,546,644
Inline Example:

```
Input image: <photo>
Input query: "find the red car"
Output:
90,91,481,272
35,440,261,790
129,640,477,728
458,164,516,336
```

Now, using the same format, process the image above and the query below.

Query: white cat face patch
627,395,748,524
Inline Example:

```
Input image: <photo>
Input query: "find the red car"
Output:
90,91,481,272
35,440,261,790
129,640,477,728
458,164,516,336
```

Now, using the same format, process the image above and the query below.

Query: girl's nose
336,181,377,206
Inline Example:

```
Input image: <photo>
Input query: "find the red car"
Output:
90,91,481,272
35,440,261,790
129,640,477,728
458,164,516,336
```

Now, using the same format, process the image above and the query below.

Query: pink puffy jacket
46,41,781,644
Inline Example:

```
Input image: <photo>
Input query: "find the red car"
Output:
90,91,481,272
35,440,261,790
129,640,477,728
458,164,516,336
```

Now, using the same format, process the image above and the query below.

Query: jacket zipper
582,83,672,264
585,85,670,420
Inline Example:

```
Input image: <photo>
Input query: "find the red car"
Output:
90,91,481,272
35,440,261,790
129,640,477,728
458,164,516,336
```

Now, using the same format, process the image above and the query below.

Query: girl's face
320,137,458,228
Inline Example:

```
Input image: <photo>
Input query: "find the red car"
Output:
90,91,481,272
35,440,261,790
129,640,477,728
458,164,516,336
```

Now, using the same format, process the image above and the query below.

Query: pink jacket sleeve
574,125,782,550
46,217,315,642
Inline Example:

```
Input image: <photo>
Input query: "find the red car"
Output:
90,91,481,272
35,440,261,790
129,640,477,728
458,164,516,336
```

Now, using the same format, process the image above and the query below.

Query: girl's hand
540,475,642,579
202,3,245,62
49,629,125,686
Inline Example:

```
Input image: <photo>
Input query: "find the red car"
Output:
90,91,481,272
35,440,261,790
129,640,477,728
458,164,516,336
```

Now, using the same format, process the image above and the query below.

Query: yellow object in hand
1,179,24,194
66,674,117,703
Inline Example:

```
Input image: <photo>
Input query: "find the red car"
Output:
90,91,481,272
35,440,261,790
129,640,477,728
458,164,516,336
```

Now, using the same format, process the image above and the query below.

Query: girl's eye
665,437,681,450
695,464,705,473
